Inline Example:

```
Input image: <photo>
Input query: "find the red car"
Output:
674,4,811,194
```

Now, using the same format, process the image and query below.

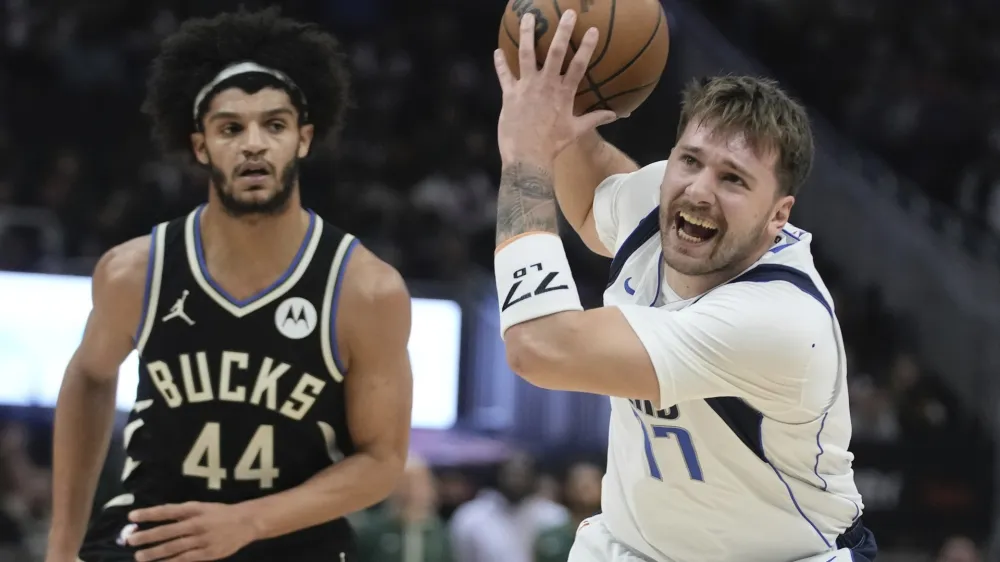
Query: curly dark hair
142,7,350,155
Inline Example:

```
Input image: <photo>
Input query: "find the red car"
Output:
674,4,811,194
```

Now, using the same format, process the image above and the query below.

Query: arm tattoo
496,162,558,245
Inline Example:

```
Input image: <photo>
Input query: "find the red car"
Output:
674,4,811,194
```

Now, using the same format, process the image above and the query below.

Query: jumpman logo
162,290,195,325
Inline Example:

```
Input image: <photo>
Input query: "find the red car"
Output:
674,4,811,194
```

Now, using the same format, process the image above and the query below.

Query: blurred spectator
534,462,603,562
936,535,981,562
849,375,900,443
449,452,568,562
356,456,454,562
886,352,962,439
534,473,561,503
435,469,475,523
0,423,50,561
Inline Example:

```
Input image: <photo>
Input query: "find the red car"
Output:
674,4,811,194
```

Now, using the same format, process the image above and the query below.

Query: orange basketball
498,0,670,115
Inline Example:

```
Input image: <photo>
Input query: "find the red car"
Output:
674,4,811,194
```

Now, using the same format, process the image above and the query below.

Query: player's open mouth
238,165,269,178
674,211,719,243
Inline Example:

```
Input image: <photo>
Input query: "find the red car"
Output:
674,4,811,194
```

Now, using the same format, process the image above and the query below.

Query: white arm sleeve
592,160,667,254
616,281,839,421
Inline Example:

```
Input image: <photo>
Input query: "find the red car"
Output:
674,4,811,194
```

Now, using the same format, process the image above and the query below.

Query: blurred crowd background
0,0,996,561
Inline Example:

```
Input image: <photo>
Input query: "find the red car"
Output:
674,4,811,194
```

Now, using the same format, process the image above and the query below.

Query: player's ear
769,194,794,233
190,132,209,165
297,124,314,158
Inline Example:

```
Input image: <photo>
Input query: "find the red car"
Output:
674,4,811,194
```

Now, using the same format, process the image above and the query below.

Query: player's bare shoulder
67,235,152,383
334,243,412,367
93,235,150,314
340,243,410,310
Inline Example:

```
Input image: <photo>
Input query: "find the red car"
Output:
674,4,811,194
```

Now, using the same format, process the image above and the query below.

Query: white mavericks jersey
591,161,865,562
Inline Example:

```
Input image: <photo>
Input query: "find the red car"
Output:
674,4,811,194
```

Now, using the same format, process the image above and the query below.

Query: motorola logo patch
274,297,317,339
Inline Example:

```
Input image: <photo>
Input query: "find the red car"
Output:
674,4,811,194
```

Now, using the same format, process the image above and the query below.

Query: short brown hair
676,76,814,197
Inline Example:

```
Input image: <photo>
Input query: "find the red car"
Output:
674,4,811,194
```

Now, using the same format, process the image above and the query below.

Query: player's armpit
240,245,413,540
504,307,661,404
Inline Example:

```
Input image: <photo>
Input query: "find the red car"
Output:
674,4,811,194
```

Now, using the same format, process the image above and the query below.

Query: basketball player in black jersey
46,9,413,562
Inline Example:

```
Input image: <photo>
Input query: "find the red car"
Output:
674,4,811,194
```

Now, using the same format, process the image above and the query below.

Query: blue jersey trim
813,412,830,491
702,397,767,463
759,417,834,549
607,206,659,288
648,250,663,306
728,264,832,317
133,224,158,345
329,238,359,374
193,205,316,307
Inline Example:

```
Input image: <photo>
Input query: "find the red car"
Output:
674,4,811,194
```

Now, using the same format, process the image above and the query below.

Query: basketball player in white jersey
491,10,876,562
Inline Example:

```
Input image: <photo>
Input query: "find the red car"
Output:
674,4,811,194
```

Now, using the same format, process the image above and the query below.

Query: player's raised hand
126,502,257,561
494,10,618,166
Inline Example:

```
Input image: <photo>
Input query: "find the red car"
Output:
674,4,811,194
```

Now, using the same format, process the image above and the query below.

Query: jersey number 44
182,422,280,490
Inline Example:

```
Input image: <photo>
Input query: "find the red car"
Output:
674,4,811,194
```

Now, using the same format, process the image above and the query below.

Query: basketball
498,0,670,116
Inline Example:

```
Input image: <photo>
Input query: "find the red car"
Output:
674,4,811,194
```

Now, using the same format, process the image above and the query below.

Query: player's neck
199,200,312,282
664,246,769,300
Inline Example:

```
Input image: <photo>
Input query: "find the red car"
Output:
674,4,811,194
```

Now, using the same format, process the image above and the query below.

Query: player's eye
722,173,746,187
267,120,287,133
221,123,242,136
679,154,698,167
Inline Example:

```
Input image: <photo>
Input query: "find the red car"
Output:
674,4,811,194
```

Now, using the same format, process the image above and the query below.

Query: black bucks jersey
81,206,359,562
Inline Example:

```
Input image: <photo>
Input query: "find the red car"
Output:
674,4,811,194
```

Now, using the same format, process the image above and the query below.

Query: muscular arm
48,237,148,558
505,283,833,417
242,245,413,539
506,307,660,403
554,130,638,257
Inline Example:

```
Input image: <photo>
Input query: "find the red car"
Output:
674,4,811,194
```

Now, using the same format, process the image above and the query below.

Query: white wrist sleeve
494,233,583,339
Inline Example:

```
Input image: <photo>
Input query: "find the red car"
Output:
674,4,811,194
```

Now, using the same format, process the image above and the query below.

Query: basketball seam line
586,0,616,71
502,19,519,52
551,0,610,110
587,5,664,91
582,80,659,114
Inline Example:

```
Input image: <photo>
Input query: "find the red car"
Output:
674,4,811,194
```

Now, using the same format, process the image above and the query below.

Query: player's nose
682,171,716,205
241,122,268,153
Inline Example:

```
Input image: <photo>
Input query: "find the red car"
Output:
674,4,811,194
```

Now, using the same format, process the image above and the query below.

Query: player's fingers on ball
517,13,538,77
493,50,515,92
564,27,599,88
543,10,577,77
